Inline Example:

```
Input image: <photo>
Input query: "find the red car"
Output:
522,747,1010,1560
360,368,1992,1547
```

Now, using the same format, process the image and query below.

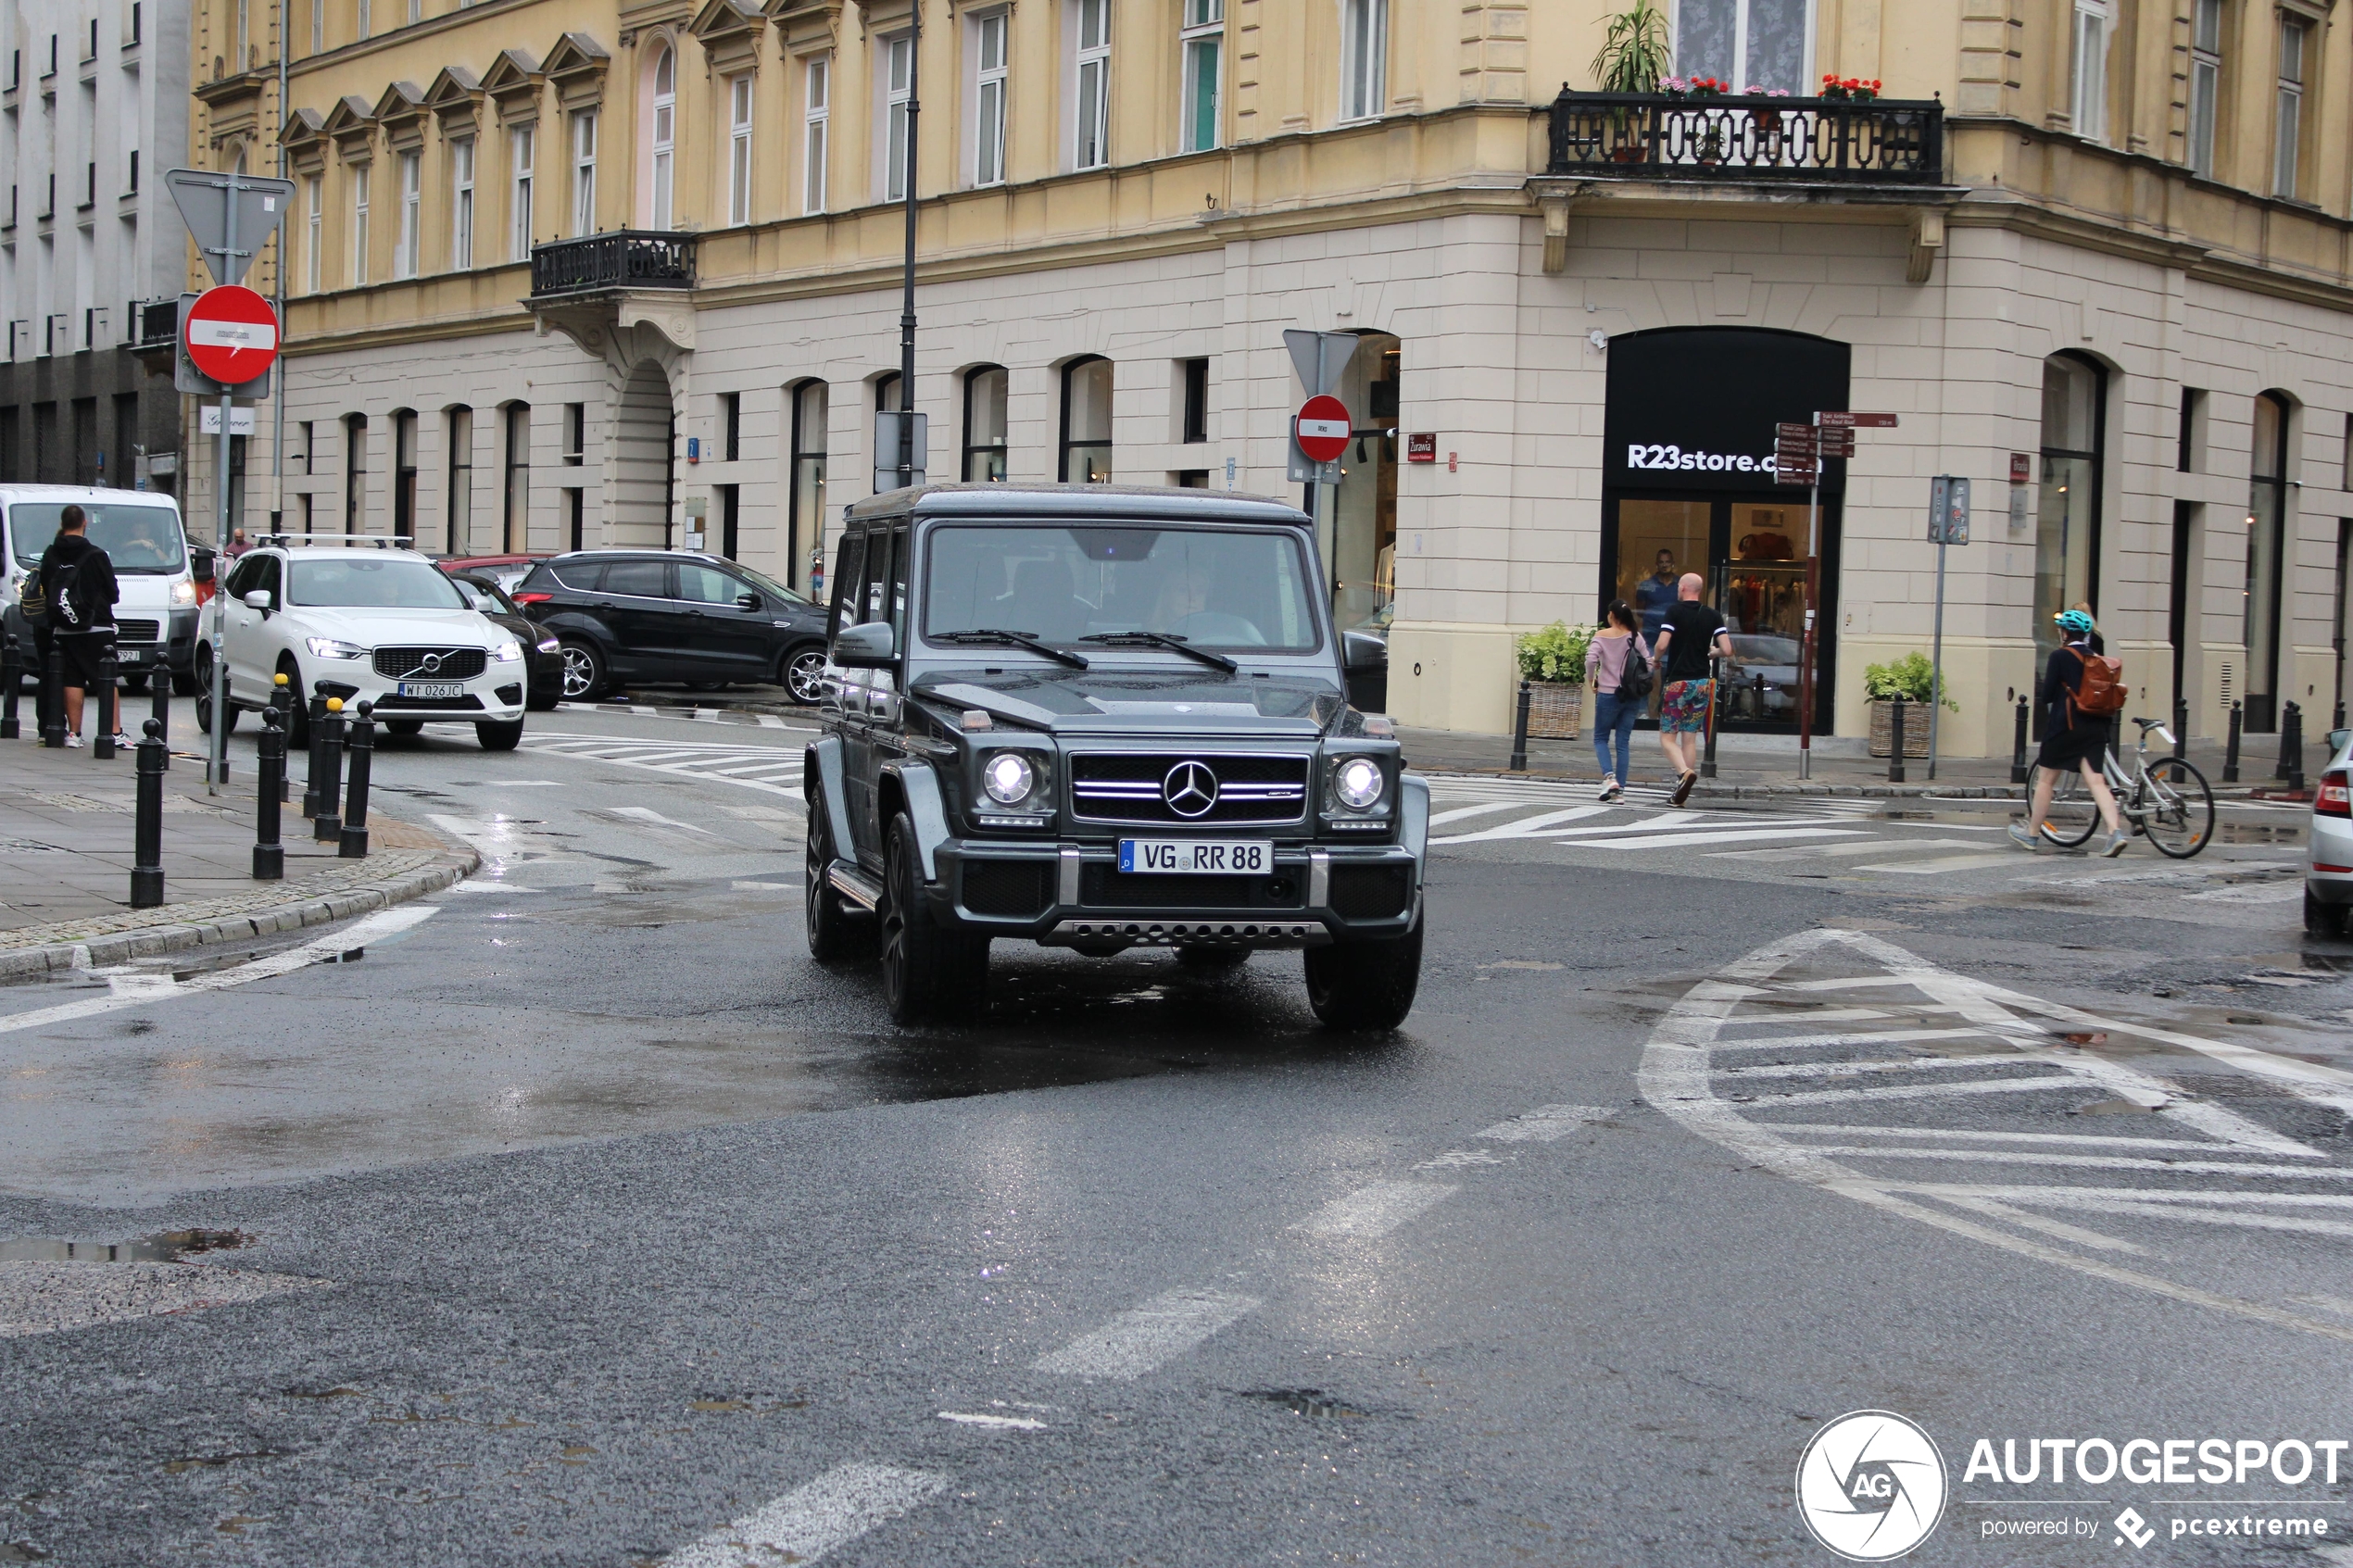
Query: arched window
787,381,829,594
2034,352,2105,669
1060,357,1111,483
650,45,675,229
2246,390,2294,731
963,366,1008,481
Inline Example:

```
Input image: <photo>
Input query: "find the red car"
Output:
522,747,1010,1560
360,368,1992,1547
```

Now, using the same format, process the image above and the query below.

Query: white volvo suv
200,539,530,749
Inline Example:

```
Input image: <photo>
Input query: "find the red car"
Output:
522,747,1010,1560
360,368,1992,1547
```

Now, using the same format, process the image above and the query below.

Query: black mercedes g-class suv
802,484,1428,1028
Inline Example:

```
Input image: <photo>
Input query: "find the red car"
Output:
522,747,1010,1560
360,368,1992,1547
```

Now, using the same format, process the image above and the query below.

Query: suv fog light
984,752,1036,805
1335,757,1385,809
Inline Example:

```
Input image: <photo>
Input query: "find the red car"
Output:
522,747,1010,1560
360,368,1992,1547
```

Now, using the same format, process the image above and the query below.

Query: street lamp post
895,3,922,488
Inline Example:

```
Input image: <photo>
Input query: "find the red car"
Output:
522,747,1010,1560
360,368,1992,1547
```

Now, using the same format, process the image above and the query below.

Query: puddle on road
0,1229,252,1264
1240,1388,1377,1420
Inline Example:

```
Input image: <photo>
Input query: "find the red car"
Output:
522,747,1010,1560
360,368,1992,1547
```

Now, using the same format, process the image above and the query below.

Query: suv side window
603,560,669,599
222,556,261,598
550,561,605,592
676,563,741,606
830,533,866,634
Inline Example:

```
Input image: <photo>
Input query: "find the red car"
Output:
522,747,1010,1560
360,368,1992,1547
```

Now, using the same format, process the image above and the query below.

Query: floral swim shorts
1660,678,1714,734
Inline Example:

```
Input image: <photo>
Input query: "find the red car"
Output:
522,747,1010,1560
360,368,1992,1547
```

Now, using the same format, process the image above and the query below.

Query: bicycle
2033,716,2215,858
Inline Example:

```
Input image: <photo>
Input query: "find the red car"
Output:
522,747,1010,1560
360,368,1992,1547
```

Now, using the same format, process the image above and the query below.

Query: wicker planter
1868,698,1933,759
1522,680,1583,740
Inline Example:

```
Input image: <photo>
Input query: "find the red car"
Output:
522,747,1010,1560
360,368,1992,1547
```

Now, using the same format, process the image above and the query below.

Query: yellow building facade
170,0,2353,749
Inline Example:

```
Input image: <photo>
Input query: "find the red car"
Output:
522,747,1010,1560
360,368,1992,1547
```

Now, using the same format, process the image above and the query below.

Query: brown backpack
2069,647,2129,717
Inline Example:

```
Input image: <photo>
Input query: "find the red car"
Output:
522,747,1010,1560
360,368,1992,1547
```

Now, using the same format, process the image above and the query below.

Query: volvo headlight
170,580,197,606
1334,757,1386,810
491,640,525,663
983,752,1036,806
305,636,368,659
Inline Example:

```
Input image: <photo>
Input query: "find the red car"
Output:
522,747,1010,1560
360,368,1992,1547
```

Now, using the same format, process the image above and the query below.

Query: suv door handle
592,603,615,613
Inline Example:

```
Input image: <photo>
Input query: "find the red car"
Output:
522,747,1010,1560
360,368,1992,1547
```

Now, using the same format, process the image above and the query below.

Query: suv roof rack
257,533,417,550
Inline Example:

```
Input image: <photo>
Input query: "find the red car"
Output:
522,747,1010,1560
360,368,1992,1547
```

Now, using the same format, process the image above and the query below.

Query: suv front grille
373,646,489,681
113,619,160,645
1079,864,1304,909
1069,753,1308,825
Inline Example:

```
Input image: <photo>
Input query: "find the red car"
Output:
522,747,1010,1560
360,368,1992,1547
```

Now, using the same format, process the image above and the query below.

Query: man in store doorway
1650,572,1731,808
1636,549,1680,639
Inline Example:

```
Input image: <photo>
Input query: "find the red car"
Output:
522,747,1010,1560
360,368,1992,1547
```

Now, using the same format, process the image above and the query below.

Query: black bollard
1699,657,1720,780
2276,700,2299,781
338,701,374,858
2010,696,2031,784
150,659,170,768
253,709,284,880
2172,695,2187,760
1887,697,1907,784
40,643,64,746
301,692,328,818
269,674,294,800
1507,679,1531,772
0,631,19,740
131,719,165,908
2223,699,2243,784
313,697,345,842
2283,701,2306,794
92,643,118,759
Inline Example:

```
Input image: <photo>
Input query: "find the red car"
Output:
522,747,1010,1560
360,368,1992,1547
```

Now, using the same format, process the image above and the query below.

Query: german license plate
1118,838,1272,875
396,681,464,699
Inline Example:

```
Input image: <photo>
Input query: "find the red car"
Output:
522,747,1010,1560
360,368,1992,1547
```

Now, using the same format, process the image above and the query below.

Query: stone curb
0,842,478,983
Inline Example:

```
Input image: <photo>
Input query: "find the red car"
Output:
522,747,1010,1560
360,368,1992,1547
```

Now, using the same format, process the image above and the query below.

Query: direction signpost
1925,475,1971,780
1774,411,1898,779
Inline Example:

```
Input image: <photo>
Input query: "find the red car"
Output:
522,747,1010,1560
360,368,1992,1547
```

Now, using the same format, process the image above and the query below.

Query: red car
437,555,547,595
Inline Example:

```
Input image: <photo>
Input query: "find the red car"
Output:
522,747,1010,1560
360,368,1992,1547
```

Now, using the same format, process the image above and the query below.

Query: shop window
2244,390,2292,731
1061,357,1112,483
2034,352,2105,671
1180,358,1209,444
964,365,1008,481
788,379,828,594
1673,0,1806,94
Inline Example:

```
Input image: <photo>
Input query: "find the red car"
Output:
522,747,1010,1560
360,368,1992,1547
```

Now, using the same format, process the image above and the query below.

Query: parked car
438,555,548,595
511,550,833,704
449,572,564,710
2307,727,2353,935
201,540,531,749
1,485,205,694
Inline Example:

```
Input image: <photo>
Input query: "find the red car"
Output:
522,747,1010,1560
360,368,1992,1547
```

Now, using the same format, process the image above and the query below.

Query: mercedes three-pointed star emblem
1163,759,1219,819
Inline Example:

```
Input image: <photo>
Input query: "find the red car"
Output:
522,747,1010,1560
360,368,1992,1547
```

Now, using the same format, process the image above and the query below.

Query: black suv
803,484,1427,1029
511,550,833,702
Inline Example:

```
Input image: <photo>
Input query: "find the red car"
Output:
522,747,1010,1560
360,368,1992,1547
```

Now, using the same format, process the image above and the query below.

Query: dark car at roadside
447,572,564,710
510,550,833,703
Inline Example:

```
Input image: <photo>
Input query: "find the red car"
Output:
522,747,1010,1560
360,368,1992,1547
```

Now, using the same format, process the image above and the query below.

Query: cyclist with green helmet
2010,608,2127,857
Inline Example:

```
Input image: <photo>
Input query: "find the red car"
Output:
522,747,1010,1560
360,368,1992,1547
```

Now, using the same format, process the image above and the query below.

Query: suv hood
283,606,511,646
913,666,1347,737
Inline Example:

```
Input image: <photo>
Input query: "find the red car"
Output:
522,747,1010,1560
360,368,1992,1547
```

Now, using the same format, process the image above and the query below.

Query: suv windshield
289,556,469,609
924,525,1319,651
9,503,188,575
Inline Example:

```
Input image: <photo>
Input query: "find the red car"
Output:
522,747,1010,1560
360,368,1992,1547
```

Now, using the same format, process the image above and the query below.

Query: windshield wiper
934,628,1090,669
1078,631,1239,673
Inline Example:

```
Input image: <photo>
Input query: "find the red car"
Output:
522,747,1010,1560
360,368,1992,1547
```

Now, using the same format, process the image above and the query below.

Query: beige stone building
170,0,2353,750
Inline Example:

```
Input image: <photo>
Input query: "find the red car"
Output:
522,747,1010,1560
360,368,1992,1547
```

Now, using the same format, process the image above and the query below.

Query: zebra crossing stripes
518,730,807,799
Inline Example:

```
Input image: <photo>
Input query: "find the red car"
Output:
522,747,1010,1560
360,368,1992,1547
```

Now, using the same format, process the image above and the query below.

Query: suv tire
559,639,607,701
879,813,988,1023
476,720,524,751
783,646,828,706
803,775,872,961
276,659,311,747
1302,916,1424,1030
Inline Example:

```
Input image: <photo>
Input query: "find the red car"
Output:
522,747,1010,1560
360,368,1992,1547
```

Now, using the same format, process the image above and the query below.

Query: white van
0,485,206,693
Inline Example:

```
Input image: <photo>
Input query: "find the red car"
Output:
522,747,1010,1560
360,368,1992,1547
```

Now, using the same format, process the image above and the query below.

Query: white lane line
608,806,716,834
447,882,543,894
1732,1074,2085,1108
1431,805,1614,844
1417,1148,1515,1169
1680,1026,1997,1053
1768,1122,2294,1153
1031,1287,1260,1380
487,779,568,787
1713,1006,1893,1026
1714,1054,2033,1080
1714,839,1989,861
1428,801,1523,827
938,1411,1047,1431
1581,827,1871,851
1784,1146,2353,1180
0,906,439,1037
1929,1194,2148,1255
1857,852,2033,874
1477,1104,1614,1142
661,1462,949,1568
1295,1179,1458,1237
1888,1183,2353,1210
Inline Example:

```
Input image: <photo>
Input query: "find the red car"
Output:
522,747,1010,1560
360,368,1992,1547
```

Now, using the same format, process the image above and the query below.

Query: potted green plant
1591,0,1671,160
1514,621,1595,739
1863,651,1957,758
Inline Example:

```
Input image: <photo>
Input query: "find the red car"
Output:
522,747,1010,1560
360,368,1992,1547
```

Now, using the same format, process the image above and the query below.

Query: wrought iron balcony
127,296,179,350
528,230,697,299
1543,90,1944,184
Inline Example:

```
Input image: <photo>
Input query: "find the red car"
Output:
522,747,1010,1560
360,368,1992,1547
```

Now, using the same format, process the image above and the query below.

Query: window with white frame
727,75,752,224
450,135,474,269
2274,17,2307,196
510,123,535,258
1340,0,1387,120
2188,0,2221,176
1182,0,1223,153
394,148,420,278
803,55,830,213
351,163,370,284
973,11,1008,186
2071,0,2109,143
571,110,597,236
649,46,674,229
1671,0,1808,93
1073,0,1110,169
304,172,321,292
884,34,912,201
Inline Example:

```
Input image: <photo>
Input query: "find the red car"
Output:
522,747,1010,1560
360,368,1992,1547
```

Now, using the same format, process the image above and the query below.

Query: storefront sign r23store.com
1623,443,1784,475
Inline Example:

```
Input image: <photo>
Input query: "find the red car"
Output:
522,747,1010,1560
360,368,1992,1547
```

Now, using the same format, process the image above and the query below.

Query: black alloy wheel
784,646,829,706
1302,915,1425,1030
878,813,988,1024
192,646,238,735
803,775,870,961
276,658,311,747
559,640,606,700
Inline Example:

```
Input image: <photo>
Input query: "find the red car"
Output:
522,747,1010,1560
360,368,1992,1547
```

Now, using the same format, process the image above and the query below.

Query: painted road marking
1714,838,1990,861
519,731,806,800
661,1462,949,1568
1581,826,1870,851
1032,1287,1260,1380
1858,851,2033,874
1428,800,1524,827
938,1411,1048,1431
1478,1104,1614,1142
1431,805,1613,844
608,806,716,834
1296,1179,1457,1237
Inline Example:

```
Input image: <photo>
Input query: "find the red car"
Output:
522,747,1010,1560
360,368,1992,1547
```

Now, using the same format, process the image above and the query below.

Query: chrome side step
826,860,884,912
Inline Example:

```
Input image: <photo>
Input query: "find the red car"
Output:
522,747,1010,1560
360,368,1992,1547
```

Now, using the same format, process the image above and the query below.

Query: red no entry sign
1294,395,1352,463
183,285,280,384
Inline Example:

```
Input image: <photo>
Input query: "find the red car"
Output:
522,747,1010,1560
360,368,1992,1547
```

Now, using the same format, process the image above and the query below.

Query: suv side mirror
834,621,896,668
1342,630,1387,673
189,546,216,583
242,588,273,614
736,591,761,612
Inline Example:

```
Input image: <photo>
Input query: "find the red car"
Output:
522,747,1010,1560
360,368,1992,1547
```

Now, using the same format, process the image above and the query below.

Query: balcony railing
1544,90,1944,184
127,296,178,352
528,230,697,299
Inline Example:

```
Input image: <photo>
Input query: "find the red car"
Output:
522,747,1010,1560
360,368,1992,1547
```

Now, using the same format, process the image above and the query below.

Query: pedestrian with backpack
1585,599,1652,802
34,505,122,750
2010,608,2128,856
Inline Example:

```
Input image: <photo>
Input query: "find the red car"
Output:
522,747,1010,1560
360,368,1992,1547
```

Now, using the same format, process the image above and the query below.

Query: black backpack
48,558,96,630
1617,636,1654,703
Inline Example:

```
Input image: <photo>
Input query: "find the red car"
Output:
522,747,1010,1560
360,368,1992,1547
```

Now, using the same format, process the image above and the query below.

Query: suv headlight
1333,757,1386,810
983,752,1037,805
305,637,368,659
491,640,525,663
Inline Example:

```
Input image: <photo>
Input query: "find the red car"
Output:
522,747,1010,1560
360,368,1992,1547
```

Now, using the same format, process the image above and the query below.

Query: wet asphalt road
3,707,2352,1567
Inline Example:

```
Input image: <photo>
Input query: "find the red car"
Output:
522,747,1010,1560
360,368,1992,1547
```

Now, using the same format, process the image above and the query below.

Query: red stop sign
1294,395,1352,463
183,285,280,385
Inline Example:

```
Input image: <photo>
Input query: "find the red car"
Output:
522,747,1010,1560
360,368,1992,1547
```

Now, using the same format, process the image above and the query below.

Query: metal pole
253,708,284,879
895,0,922,487
207,164,242,796
1507,678,1530,771
272,0,289,535
1926,533,1947,781
338,700,373,857
1797,418,1820,781
131,720,165,908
